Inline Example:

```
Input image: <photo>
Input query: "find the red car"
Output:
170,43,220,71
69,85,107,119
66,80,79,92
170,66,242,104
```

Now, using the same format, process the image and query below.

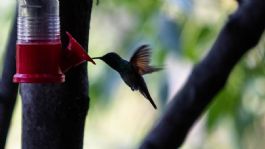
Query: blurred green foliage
0,1,15,76
2,0,265,149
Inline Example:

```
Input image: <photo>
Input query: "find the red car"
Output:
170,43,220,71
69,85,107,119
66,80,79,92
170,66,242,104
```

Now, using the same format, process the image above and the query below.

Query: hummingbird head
92,52,123,70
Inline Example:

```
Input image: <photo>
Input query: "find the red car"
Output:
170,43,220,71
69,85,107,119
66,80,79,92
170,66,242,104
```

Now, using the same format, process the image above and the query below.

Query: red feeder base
13,41,64,83
13,73,65,83
13,32,96,83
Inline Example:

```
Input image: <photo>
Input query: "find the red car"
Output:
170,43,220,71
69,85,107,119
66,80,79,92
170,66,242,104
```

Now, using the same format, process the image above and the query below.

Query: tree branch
0,10,18,149
140,0,265,148
20,0,93,148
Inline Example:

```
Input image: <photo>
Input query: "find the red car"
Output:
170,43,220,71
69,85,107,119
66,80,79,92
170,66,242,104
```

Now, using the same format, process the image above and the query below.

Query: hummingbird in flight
92,45,161,109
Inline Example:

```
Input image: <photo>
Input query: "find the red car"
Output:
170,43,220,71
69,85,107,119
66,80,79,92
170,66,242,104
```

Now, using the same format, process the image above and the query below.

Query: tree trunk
20,0,93,148
140,0,265,148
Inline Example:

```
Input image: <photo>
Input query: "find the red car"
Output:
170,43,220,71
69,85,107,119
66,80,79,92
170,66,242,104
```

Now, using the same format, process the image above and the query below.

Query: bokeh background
1,0,265,149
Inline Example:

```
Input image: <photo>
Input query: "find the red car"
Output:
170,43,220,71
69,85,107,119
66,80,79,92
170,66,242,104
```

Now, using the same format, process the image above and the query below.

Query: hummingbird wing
130,45,161,75
137,76,157,109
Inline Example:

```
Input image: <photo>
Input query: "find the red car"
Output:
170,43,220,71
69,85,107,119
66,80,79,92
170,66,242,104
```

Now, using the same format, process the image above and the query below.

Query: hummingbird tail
139,85,157,109
148,98,157,109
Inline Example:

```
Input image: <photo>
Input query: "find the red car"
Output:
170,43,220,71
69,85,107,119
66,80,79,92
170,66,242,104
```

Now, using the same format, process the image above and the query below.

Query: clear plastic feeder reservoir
13,0,95,83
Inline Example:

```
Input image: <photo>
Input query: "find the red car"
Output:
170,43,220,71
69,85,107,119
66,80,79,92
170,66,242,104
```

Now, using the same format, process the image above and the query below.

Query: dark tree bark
0,10,18,149
140,0,265,148
20,0,93,149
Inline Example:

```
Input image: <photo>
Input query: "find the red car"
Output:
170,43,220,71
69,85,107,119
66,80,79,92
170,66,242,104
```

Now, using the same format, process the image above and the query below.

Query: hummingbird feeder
13,0,95,83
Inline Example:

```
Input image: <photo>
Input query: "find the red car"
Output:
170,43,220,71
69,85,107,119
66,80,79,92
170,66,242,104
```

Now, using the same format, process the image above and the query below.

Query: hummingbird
92,45,161,109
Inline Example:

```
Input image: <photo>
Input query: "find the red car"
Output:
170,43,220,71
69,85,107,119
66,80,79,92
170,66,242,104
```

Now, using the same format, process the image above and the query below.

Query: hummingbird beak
92,57,102,60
